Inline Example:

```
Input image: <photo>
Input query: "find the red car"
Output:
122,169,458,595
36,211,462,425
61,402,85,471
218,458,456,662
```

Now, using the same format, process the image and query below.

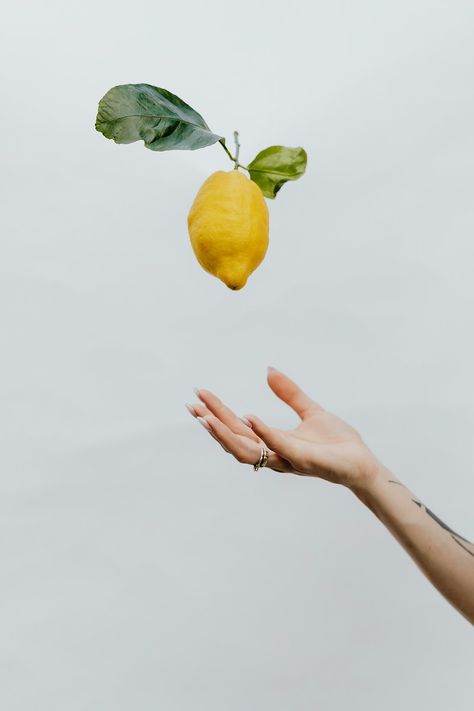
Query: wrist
348,458,390,502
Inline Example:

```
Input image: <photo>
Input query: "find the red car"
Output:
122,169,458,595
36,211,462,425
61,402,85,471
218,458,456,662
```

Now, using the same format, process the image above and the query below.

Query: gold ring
253,447,269,471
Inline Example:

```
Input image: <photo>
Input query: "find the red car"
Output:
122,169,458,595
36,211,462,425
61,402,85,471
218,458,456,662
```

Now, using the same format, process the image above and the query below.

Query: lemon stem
233,131,240,170
219,135,248,171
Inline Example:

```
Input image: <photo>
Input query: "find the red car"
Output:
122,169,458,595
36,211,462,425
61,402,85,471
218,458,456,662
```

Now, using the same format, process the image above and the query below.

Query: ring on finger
253,446,269,471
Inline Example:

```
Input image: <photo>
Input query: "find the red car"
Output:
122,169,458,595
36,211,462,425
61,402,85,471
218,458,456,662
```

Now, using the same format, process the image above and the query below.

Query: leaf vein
249,168,302,177
99,114,214,132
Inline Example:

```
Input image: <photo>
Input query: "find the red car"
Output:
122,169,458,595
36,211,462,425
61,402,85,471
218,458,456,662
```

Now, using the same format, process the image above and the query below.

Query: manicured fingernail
267,366,277,372
185,403,196,416
197,417,211,431
240,416,252,428
194,388,201,397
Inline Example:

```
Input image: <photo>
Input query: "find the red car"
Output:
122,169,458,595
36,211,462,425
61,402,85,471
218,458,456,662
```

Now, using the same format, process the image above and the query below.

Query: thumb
244,415,298,463
267,367,320,420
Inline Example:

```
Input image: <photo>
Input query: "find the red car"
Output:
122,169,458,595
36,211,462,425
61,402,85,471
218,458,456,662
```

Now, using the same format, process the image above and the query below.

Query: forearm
190,370,474,623
352,466,474,624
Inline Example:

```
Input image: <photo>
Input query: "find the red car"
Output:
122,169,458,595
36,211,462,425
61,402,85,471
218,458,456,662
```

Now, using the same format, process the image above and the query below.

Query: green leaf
95,84,222,151
247,146,307,198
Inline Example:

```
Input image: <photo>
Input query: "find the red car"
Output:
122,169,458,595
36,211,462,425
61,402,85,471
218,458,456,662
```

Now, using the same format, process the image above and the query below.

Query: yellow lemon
187,170,269,290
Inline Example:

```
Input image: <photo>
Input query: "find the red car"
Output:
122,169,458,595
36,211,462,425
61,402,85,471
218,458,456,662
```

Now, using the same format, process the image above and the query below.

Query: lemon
187,170,269,290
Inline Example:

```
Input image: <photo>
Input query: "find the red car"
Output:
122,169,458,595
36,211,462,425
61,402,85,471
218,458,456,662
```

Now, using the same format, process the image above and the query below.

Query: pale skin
186,367,474,624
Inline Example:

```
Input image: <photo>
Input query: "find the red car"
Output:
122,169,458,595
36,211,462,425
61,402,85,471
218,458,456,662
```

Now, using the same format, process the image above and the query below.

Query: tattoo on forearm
388,481,474,557
411,500,470,543
451,536,474,558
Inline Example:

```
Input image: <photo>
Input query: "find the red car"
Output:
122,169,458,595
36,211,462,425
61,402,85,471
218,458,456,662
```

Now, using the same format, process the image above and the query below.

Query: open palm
187,367,378,489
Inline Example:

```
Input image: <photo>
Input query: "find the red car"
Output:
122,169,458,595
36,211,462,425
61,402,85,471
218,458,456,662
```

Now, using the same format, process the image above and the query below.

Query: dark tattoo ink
452,536,474,558
411,499,471,543
387,480,473,555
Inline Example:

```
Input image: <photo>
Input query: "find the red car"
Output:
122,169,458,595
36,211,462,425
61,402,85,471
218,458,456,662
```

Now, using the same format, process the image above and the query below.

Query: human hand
186,367,381,490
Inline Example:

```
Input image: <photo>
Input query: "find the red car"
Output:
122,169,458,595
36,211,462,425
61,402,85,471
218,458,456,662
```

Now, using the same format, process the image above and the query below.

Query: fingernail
267,366,277,372
197,417,211,432
194,388,201,397
185,403,196,416
240,416,253,428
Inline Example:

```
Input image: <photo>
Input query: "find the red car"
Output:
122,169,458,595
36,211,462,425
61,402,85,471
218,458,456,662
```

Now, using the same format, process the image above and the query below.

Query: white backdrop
1,1,473,709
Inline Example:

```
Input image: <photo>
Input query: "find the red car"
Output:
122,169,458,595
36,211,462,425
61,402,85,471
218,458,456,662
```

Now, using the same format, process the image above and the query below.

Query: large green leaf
247,146,307,198
95,84,222,151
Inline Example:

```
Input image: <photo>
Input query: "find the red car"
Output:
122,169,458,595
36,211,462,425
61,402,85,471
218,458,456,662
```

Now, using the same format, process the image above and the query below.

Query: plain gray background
1,0,473,708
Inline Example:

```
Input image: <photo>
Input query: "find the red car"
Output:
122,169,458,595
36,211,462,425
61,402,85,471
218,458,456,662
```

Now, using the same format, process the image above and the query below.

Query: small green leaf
247,146,307,198
95,84,222,151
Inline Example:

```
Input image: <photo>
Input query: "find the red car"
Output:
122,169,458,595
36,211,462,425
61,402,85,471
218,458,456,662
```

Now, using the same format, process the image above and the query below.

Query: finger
188,406,230,451
195,389,261,442
188,402,247,431
243,414,299,463
199,416,291,472
186,402,212,418
202,415,263,464
194,416,230,452
267,367,321,420
266,452,293,473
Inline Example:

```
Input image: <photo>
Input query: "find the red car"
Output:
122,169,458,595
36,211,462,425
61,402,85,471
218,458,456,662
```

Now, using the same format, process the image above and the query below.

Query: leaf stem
220,139,236,163
233,131,240,170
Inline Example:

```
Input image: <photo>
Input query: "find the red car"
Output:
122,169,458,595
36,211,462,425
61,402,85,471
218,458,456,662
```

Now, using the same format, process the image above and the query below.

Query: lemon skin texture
187,170,269,290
